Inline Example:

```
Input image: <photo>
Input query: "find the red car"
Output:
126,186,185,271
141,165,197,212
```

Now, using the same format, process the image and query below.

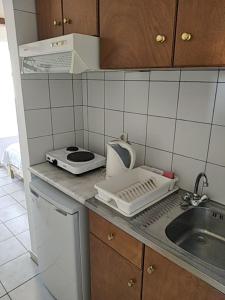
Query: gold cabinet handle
107,233,114,241
128,279,136,288
156,34,166,43
63,17,72,24
181,32,192,41
147,265,155,274
53,20,61,26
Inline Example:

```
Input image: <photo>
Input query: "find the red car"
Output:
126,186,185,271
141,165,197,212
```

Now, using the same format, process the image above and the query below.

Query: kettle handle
118,142,136,169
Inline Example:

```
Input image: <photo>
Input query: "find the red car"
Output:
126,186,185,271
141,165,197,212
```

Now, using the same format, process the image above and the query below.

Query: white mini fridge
30,178,90,300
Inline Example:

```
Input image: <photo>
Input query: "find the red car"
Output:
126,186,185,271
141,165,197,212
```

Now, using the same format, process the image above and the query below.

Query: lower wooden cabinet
89,211,143,268
143,246,225,300
89,212,225,300
90,234,142,300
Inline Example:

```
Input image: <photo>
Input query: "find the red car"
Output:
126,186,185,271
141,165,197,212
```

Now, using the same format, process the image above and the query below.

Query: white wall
3,0,37,252
0,0,4,17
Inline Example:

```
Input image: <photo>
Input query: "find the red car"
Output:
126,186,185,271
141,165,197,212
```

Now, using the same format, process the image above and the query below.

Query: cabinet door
89,211,143,268
143,246,225,300
174,0,225,67
90,234,142,300
62,0,99,36
100,0,177,69
36,0,63,40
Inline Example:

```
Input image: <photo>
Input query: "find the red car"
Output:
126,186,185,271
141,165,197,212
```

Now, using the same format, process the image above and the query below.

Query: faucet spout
194,172,209,196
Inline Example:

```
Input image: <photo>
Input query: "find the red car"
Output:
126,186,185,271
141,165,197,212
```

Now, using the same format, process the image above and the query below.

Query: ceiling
0,0,4,18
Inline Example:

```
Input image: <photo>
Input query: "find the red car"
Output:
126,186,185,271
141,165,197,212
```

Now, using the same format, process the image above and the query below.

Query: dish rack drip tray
95,166,178,217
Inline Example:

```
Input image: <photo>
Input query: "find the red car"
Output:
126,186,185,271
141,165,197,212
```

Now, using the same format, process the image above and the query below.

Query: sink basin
165,206,225,270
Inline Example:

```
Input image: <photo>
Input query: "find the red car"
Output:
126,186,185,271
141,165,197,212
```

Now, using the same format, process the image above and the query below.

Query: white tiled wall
81,70,225,204
22,74,83,165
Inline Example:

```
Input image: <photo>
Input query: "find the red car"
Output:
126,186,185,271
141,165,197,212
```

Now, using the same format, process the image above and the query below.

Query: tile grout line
204,70,220,169
122,72,125,134
82,105,225,126
0,251,29,270
6,273,40,296
143,71,151,164
72,77,76,146
171,69,182,172
85,130,225,167
103,72,106,156
86,74,90,150
24,105,76,112
47,74,55,150
201,70,220,193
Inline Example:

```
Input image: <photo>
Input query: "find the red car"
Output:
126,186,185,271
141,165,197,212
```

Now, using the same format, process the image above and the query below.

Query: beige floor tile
0,204,26,223
0,237,26,266
10,191,26,203
0,224,13,243
0,253,38,292
9,276,55,300
0,195,17,210
16,231,31,250
0,282,6,297
5,214,29,235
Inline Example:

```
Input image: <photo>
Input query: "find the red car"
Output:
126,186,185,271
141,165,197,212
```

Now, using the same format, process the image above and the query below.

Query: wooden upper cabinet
174,0,225,67
100,0,178,69
36,0,98,40
62,0,99,36
36,0,63,40
143,246,225,300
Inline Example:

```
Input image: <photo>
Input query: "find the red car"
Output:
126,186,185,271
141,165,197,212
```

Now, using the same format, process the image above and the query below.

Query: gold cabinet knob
181,32,192,41
107,233,114,241
156,34,166,43
63,17,72,24
53,20,61,26
147,265,155,274
128,279,136,288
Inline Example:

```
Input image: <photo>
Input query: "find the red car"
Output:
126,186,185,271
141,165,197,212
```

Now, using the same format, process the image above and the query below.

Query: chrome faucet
182,172,209,207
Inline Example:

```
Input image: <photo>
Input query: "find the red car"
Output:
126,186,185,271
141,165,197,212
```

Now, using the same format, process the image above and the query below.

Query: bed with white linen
2,143,23,178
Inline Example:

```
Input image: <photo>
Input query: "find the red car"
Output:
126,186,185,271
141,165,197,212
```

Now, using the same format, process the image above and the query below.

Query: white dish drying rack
95,166,179,217
117,177,158,202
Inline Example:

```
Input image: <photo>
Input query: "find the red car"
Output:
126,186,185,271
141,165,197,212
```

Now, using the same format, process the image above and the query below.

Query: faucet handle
183,192,192,202
181,193,192,208
200,194,209,202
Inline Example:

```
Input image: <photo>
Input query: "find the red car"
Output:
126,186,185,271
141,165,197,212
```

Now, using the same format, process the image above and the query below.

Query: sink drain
196,235,207,244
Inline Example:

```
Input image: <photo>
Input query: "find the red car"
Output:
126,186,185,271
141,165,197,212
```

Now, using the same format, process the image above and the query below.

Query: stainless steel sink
165,206,225,270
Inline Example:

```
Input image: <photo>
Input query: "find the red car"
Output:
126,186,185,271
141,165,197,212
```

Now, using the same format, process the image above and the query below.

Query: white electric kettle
106,134,136,179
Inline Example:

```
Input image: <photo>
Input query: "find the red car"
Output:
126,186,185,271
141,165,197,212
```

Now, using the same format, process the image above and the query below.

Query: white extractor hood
19,33,100,74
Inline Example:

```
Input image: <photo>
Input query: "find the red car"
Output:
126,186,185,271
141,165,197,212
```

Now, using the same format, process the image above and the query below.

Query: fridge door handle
55,208,67,216
30,189,39,198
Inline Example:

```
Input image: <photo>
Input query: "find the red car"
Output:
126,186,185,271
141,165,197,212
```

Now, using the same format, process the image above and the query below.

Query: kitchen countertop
29,162,106,204
29,163,225,295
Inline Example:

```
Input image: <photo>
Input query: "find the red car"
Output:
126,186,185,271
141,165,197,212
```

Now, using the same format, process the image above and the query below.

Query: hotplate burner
67,151,95,162
66,146,79,152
